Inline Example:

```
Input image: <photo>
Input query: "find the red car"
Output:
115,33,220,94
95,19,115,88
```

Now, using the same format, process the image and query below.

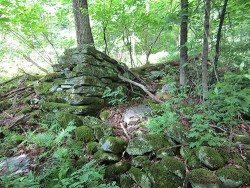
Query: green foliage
102,86,127,105
61,160,119,188
146,102,178,133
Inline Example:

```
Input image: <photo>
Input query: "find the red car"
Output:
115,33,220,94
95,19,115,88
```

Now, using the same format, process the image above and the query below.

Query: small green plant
61,160,119,188
146,102,179,133
102,86,127,105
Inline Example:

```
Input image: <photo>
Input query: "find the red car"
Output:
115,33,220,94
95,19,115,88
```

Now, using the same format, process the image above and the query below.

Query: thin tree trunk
210,0,228,85
180,0,188,85
73,0,94,46
202,0,211,100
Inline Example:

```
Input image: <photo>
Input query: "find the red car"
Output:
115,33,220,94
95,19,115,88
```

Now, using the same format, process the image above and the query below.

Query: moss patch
74,126,95,143
132,156,151,169
56,111,82,128
216,166,250,187
190,168,220,188
105,162,131,179
86,142,99,154
161,157,186,179
93,150,121,163
99,136,127,154
150,162,182,188
196,146,224,170
126,134,173,155
129,167,152,188
99,111,111,121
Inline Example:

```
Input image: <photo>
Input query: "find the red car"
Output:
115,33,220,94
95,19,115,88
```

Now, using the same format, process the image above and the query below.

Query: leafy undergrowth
0,65,249,187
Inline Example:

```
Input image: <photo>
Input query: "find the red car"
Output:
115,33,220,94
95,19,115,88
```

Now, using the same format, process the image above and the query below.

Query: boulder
123,104,151,125
164,124,191,144
99,136,127,154
189,168,221,188
128,167,152,188
132,156,151,169
93,150,121,163
105,162,131,179
126,134,173,155
56,111,82,128
86,142,99,154
196,146,224,170
150,162,183,188
216,166,250,188
74,126,95,143
120,174,135,188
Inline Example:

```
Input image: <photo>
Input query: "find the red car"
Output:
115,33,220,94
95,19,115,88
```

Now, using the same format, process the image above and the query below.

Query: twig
120,123,131,141
0,75,24,87
118,75,163,103
0,85,33,98
23,54,49,74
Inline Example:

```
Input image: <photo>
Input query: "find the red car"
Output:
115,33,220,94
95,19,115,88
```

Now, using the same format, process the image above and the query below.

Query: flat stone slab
123,105,151,125
0,154,30,176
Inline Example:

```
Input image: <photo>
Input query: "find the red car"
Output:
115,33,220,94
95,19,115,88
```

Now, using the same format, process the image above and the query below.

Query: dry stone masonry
35,45,134,115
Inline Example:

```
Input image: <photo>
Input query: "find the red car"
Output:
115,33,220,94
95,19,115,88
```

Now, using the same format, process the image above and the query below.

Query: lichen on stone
99,136,127,154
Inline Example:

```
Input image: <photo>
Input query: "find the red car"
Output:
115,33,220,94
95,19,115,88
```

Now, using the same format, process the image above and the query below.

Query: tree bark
202,0,211,99
210,0,228,84
73,0,94,46
180,0,188,85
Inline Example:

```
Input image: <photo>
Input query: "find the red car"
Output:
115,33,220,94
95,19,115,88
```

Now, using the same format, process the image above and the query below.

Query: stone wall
35,45,134,115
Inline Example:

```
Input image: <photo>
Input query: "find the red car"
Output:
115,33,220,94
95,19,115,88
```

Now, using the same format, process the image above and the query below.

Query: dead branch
120,122,131,141
0,85,33,98
118,74,163,103
0,75,24,87
23,54,49,74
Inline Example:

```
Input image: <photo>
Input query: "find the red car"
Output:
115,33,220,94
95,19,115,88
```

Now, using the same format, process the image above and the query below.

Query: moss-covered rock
164,124,192,144
246,151,250,161
99,136,127,154
105,161,131,179
232,153,248,169
56,111,82,128
190,168,220,188
129,167,152,188
132,156,151,169
196,146,224,170
75,156,88,168
126,134,173,155
150,162,182,188
180,146,202,169
120,174,135,188
156,147,176,158
161,156,186,179
34,79,64,95
82,116,103,127
216,166,250,188
74,126,95,143
217,148,231,164
99,110,111,121
44,72,64,82
93,150,121,163
41,101,97,115
86,142,99,154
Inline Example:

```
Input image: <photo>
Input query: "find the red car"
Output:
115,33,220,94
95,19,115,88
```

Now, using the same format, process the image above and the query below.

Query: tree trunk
73,0,94,46
180,0,188,85
202,0,211,99
210,0,228,84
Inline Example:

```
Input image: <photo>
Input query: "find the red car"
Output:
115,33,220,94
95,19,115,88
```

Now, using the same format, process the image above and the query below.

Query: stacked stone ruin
35,45,133,115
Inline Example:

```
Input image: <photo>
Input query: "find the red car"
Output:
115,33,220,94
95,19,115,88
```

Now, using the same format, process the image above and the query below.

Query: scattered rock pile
35,45,134,115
